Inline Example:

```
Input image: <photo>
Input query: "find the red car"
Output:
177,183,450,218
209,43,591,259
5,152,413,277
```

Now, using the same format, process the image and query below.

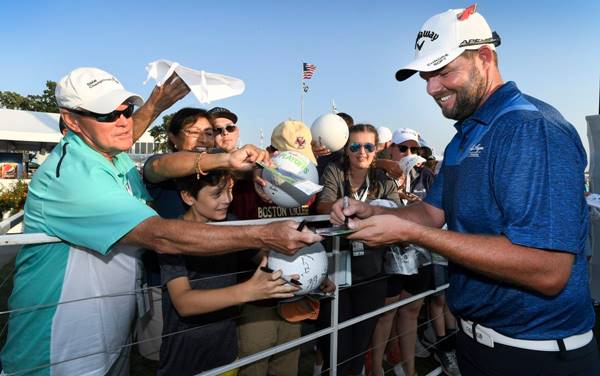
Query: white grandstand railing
0,210,25,235
0,215,446,376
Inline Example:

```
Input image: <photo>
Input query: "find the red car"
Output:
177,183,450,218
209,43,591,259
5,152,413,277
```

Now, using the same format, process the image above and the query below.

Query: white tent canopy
0,109,61,143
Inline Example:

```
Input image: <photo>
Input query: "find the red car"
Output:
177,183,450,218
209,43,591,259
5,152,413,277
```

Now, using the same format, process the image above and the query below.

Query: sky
1,0,599,156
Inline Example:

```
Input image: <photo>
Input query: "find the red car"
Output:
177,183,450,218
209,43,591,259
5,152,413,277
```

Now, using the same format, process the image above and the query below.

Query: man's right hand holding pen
331,197,376,226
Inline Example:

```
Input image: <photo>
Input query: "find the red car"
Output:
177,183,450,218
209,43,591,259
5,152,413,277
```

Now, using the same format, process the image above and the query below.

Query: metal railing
0,215,447,376
0,211,24,235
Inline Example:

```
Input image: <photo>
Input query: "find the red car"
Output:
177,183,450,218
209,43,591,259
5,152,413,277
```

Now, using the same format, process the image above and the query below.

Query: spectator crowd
1,5,598,376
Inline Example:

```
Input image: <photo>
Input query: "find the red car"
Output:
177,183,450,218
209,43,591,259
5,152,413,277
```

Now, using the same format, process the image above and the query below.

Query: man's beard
441,66,487,121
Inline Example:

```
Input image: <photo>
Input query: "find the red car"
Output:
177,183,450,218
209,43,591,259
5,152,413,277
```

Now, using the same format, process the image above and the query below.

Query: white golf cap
377,126,393,143
395,4,500,81
392,128,420,146
55,67,143,114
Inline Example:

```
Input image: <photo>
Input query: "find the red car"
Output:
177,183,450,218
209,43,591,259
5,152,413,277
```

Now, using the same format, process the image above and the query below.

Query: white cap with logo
392,128,420,146
395,4,500,81
55,67,143,114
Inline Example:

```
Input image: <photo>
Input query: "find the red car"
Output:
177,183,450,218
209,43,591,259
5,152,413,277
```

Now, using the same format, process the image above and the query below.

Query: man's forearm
144,152,231,183
126,217,264,255
410,224,574,296
375,201,444,228
132,99,162,142
132,74,190,142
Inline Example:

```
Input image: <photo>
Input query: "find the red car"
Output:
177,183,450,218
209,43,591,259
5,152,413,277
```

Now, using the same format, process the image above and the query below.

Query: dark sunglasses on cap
68,104,135,123
348,142,375,153
397,145,420,154
213,125,237,135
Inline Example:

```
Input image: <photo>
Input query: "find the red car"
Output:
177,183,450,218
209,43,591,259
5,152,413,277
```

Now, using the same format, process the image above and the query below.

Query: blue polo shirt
425,82,594,340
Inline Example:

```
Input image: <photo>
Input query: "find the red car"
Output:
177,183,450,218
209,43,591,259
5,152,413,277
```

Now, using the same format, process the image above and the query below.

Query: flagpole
301,63,305,121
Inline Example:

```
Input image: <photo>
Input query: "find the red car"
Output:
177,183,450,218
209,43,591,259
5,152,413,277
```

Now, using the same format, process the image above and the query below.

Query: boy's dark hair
175,169,233,205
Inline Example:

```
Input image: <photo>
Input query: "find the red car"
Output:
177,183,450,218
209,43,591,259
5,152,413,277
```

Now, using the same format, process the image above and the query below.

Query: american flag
303,63,317,80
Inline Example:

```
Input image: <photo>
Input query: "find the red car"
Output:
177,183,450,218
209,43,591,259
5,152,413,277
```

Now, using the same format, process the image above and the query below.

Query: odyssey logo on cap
395,4,500,82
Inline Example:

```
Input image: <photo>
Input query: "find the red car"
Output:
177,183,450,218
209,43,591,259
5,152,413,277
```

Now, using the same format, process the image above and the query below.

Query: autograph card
315,226,357,237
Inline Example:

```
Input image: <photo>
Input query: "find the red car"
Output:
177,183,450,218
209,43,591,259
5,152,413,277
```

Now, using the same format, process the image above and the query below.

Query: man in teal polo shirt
0,67,321,376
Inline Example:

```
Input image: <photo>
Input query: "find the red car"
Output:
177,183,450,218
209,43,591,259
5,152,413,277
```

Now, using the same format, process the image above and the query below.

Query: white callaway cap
395,4,500,81
56,67,143,114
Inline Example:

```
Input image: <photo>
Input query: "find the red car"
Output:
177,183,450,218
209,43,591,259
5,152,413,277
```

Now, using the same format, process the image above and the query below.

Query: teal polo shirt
1,132,157,376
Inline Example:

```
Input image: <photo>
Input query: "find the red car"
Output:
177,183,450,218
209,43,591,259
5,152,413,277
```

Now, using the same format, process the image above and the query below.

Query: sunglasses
68,104,135,123
213,124,237,135
397,145,420,154
348,142,375,153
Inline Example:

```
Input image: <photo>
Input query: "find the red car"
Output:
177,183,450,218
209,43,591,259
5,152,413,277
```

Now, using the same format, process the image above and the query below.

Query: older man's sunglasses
68,104,135,123
213,125,237,135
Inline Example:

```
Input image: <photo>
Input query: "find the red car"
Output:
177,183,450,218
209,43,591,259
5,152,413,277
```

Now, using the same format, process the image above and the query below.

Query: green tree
149,113,173,153
0,81,59,113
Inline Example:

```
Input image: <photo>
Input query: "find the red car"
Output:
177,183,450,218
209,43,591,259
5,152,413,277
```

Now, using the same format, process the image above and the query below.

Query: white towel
398,154,427,176
144,59,245,104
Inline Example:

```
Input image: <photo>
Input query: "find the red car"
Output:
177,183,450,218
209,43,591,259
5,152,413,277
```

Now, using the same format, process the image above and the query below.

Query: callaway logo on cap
395,4,500,81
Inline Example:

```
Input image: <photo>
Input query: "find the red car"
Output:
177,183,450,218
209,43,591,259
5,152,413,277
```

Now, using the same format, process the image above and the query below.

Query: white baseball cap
377,126,393,144
395,4,500,81
55,67,143,114
392,128,420,146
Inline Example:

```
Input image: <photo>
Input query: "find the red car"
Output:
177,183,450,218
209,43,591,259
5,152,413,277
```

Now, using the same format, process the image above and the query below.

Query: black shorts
386,265,434,297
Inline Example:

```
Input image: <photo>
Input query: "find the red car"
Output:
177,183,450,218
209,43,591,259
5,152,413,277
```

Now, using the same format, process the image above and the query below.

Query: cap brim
395,47,465,82
80,89,144,114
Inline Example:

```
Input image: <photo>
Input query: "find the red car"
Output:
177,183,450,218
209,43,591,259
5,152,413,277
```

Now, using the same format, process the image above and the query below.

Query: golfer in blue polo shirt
330,5,599,375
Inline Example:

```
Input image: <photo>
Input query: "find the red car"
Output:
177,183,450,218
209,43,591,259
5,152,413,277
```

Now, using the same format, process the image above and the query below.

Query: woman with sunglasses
390,128,434,203
315,124,400,376
143,108,268,217
373,127,437,376
391,131,459,376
